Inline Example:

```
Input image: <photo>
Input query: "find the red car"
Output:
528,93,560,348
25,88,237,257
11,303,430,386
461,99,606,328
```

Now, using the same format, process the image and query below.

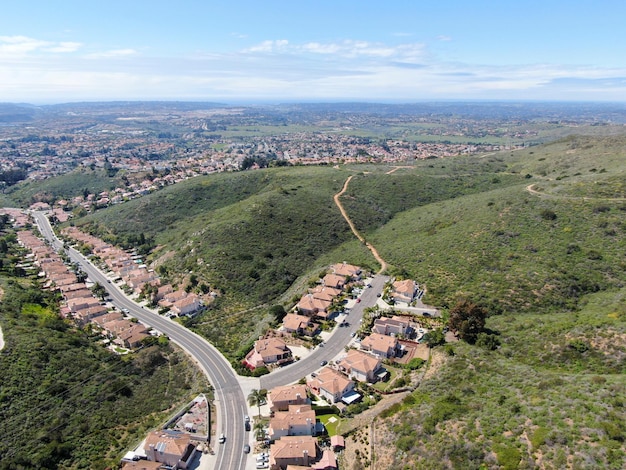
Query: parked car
218,433,226,444
244,444,250,454
320,360,328,366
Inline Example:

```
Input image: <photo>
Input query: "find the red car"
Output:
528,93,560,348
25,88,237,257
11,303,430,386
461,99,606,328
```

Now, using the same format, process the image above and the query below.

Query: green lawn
318,414,341,436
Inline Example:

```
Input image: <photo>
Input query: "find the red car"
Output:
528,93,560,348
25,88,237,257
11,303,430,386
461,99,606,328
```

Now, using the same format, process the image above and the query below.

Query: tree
247,388,267,418
253,420,265,442
423,328,446,347
448,299,487,344
91,282,107,301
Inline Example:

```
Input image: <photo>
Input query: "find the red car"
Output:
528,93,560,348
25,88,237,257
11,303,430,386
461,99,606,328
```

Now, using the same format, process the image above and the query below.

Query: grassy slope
0,281,207,470
66,135,625,467
3,168,127,207
357,136,626,469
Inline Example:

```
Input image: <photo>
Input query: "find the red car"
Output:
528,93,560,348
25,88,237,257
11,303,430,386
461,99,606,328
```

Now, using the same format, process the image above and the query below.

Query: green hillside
63,134,626,467
349,136,626,469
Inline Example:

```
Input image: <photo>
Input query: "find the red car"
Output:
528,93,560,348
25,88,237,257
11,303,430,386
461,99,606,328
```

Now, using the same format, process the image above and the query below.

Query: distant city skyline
1,0,625,104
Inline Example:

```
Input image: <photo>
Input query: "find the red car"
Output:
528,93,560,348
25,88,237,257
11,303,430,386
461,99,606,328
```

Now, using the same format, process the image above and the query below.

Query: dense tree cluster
447,299,488,344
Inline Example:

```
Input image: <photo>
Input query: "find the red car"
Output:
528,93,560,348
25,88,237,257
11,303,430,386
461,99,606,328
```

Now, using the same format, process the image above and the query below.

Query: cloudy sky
1,0,625,103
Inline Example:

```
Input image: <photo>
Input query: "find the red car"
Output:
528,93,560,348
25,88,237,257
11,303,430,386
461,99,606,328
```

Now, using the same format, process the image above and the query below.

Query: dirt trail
334,175,388,274
526,183,626,202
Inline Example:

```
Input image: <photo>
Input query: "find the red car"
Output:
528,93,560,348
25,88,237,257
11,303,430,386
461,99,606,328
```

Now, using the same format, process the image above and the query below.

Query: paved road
261,274,389,390
32,211,249,470
31,210,391,469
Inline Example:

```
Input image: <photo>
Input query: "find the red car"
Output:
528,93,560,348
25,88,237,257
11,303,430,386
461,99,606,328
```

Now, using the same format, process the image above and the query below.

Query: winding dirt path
334,175,389,274
526,183,626,202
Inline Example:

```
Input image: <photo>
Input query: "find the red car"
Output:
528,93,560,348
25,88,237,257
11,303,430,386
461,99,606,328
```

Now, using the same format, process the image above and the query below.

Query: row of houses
61,226,202,317
243,263,363,371
264,384,340,470
16,229,151,349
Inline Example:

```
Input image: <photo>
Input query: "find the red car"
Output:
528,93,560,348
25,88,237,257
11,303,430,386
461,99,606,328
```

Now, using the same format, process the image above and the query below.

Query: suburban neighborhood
2,206,444,470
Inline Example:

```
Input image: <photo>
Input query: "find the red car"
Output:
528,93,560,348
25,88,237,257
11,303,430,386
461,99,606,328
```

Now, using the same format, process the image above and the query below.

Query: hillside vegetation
350,135,626,469
0,279,208,470
61,134,626,468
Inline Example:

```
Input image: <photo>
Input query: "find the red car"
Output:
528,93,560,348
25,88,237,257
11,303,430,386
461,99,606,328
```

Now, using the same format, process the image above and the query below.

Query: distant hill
0,102,43,122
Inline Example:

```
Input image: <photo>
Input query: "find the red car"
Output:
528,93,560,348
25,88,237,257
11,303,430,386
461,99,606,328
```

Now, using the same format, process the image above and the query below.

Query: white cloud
0,36,82,57
84,49,138,59
0,36,51,56
1,36,625,102
244,39,289,53
46,42,82,53
437,35,452,42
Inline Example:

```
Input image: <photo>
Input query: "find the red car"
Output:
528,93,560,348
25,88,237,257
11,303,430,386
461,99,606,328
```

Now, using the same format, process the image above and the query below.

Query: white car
218,433,226,444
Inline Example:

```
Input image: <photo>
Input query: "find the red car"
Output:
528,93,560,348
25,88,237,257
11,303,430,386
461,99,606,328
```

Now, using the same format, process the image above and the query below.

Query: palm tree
253,420,265,442
247,388,267,418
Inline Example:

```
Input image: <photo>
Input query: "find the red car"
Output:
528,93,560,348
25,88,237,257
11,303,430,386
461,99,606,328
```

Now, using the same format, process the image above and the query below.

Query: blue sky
1,0,625,103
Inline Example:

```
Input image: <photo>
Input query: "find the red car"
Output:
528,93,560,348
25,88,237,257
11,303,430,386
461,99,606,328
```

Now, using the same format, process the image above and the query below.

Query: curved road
32,211,248,470
32,210,390,469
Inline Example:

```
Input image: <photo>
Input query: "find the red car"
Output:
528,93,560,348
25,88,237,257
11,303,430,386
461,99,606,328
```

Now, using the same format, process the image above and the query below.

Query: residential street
31,210,389,470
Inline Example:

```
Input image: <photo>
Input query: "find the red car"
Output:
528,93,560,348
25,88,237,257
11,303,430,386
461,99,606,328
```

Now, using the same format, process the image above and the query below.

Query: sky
1,0,625,104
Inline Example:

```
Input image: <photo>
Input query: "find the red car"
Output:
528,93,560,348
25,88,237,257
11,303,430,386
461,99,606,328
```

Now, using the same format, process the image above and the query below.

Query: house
282,313,319,336
321,273,346,289
156,284,174,301
360,333,399,359
268,404,316,440
73,305,108,325
336,349,382,383
63,288,95,300
296,294,331,317
311,450,338,470
91,311,124,328
307,367,355,404
171,295,201,316
269,384,310,412
244,337,293,370
121,460,162,470
310,285,342,303
269,436,319,470
392,279,418,303
67,296,100,313
144,430,196,469
330,262,361,280
117,324,150,348
372,316,411,337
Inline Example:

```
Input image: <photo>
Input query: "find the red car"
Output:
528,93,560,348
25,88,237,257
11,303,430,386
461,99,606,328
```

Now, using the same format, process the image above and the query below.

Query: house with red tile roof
171,295,201,316
269,436,319,470
360,333,399,359
372,316,411,337
321,273,346,289
392,279,418,303
67,296,100,313
330,262,361,280
310,285,342,303
307,367,355,404
282,313,319,336
268,404,316,441
144,430,196,469
244,337,293,370
268,384,310,412
73,305,108,325
297,294,331,318
336,349,382,383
